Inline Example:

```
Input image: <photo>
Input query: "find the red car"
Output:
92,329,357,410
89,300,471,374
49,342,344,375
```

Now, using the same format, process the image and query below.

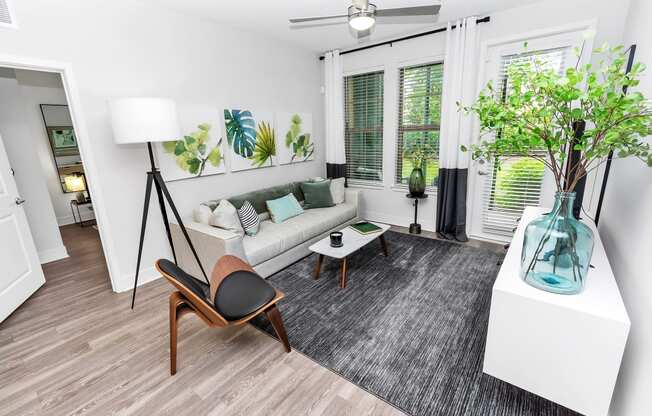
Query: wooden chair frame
155,255,291,375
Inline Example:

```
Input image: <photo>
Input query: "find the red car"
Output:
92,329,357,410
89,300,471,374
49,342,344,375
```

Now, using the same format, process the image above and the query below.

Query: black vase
408,167,426,197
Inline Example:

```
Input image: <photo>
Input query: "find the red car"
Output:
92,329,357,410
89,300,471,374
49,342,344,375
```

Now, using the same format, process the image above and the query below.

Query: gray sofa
170,181,359,278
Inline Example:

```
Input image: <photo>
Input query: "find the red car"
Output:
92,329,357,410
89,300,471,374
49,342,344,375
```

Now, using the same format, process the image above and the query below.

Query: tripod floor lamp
109,98,208,309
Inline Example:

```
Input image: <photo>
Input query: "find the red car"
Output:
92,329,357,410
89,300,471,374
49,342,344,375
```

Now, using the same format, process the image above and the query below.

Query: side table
70,200,96,228
405,194,428,234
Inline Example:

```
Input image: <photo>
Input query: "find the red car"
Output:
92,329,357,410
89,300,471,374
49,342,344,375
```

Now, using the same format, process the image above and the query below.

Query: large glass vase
521,192,594,295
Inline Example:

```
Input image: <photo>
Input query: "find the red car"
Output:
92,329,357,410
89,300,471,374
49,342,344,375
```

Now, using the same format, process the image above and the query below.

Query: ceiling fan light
349,15,375,31
348,3,376,31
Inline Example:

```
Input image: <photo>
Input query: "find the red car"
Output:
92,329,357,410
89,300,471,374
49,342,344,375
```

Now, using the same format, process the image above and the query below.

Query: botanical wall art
277,112,314,165
155,107,225,182
224,109,276,171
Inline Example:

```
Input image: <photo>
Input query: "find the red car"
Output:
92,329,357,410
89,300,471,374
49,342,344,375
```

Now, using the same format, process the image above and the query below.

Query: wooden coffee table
309,222,390,288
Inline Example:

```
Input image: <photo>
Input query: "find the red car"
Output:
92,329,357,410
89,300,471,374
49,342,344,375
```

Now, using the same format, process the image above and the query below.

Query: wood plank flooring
0,225,405,416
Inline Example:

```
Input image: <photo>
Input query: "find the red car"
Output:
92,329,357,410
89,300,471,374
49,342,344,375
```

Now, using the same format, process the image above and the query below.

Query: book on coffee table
350,221,382,235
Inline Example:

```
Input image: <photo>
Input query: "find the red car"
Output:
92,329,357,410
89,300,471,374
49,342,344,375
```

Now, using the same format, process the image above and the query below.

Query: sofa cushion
237,201,260,236
242,201,357,265
301,180,334,209
209,200,244,236
228,182,304,214
266,193,304,223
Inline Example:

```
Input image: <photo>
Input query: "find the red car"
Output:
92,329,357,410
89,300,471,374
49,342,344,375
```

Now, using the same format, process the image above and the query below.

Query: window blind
481,48,567,236
344,71,384,183
396,62,444,187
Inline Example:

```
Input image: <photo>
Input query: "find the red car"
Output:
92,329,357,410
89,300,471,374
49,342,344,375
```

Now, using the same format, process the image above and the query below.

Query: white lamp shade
109,97,181,144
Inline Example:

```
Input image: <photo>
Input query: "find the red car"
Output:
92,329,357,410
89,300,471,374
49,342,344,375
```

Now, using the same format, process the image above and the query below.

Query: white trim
113,266,160,293
466,20,597,243
57,215,76,226
343,65,385,77
347,181,384,191
39,245,69,264
396,54,446,68
0,53,120,292
0,0,18,29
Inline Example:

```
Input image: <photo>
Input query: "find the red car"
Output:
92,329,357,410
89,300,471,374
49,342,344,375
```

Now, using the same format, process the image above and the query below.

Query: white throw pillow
209,200,244,236
193,205,213,224
330,177,345,204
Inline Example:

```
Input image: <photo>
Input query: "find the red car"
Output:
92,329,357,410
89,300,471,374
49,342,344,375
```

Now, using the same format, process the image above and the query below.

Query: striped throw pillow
237,200,260,236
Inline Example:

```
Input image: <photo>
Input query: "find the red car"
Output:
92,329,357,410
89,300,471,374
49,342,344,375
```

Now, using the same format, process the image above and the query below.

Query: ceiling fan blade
290,21,348,30
375,5,441,17
289,14,347,23
376,15,439,25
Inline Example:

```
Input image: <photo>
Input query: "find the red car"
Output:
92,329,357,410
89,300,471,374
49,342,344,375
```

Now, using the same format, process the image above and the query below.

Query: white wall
599,0,652,414
0,0,325,291
0,72,68,263
340,0,629,233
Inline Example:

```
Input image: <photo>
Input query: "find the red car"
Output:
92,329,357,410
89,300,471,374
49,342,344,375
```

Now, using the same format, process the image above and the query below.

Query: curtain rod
318,16,490,61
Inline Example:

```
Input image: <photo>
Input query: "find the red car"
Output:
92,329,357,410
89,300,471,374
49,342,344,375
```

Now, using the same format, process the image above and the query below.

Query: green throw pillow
301,180,334,209
266,193,304,223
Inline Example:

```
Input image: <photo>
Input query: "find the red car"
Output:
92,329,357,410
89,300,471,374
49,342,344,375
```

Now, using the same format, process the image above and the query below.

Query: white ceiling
140,0,544,52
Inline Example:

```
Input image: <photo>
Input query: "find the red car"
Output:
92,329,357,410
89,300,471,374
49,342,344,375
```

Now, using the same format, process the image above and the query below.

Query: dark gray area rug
251,231,578,416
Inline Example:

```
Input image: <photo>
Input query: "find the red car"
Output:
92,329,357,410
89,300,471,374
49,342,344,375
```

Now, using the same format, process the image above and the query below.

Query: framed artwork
47,126,79,157
277,112,314,165
223,109,276,172
155,106,226,182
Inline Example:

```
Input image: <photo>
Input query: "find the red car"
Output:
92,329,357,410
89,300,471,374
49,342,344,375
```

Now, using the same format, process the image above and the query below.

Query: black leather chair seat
214,270,276,321
158,259,210,300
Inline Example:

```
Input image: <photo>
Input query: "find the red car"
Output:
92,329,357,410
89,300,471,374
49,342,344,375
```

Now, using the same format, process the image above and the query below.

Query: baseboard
39,245,69,264
113,266,161,293
57,215,76,226
361,209,436,233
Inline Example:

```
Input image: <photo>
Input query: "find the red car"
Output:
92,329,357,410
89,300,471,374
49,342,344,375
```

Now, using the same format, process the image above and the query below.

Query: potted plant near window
404,142,436,197
462,44,652,295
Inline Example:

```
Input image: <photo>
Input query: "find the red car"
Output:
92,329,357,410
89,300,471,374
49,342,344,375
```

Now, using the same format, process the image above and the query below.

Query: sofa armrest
344,189,359,207
170,221,247,278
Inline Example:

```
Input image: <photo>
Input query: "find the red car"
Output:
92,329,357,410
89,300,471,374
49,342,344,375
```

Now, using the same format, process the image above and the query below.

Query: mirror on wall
40,104,88,200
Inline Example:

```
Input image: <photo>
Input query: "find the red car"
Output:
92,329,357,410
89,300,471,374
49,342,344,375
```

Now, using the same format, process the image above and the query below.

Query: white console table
483,207,630,416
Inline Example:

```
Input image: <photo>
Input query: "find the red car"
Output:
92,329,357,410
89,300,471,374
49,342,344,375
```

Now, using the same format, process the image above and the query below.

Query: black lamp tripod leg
153,177,177,264
153,172,209,284
131,172,154,309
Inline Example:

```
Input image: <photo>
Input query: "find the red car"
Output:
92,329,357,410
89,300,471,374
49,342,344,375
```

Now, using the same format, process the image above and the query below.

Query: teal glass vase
521,192,594,295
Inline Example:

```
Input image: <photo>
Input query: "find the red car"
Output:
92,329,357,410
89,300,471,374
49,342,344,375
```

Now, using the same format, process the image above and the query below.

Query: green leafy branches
461,43,652,192
251,121,276,167
403,141,437,170
162,123,223,176
285,114,314,162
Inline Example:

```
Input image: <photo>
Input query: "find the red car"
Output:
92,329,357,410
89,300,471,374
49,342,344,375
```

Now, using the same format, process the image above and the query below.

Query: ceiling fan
289,1,442,37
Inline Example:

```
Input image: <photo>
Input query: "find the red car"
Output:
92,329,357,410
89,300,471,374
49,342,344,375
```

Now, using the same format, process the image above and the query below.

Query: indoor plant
462,44,652,294
404,142,436,197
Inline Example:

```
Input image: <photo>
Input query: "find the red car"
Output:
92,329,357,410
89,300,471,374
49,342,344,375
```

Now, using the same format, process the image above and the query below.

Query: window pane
481,47,567,236
344,71,384,183
396,62,443,186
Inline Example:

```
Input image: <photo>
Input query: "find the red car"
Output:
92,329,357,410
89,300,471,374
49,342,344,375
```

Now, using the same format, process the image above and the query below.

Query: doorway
0,65,109,322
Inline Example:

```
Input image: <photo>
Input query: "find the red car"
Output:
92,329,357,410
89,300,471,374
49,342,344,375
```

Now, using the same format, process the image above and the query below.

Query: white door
0,134,45,322
468,28,591,243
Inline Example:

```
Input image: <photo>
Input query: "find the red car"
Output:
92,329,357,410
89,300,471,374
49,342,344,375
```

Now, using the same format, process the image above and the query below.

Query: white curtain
439,17,477,170
324,50,346,167
436,16,478,241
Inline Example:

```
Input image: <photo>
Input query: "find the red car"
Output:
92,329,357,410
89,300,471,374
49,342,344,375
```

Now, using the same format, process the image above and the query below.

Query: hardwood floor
0,225,405,416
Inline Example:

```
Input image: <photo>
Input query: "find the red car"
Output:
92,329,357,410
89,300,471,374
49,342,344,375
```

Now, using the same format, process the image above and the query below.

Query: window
396,62,444,187
481,48,567,236
344,70,384,183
